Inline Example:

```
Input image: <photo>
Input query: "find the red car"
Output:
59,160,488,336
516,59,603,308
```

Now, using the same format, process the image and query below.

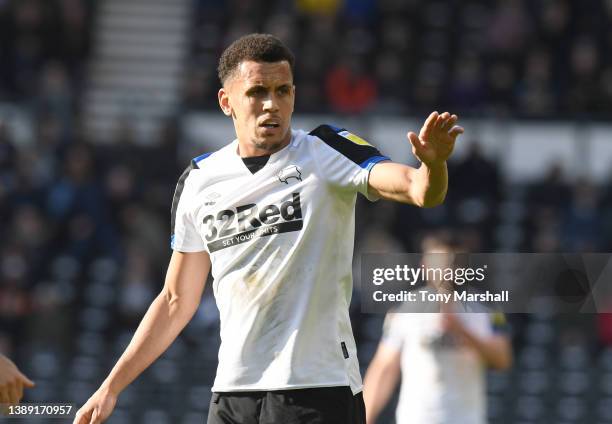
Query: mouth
259,119,281,129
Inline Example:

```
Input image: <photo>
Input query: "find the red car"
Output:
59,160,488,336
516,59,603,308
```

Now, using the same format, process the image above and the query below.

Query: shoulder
191,143,231,170
307,124,388,168
307,124,371,149
180,143,231,179
174,148,222,196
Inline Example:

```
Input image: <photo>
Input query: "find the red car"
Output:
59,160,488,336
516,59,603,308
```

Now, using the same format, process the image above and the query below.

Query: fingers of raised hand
422,111,439,137
441,114,458,132
435,112,451,130
425,111,439,127
449,125,465,140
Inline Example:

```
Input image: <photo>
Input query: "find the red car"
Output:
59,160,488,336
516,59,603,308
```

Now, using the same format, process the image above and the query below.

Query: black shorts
207,386,366,424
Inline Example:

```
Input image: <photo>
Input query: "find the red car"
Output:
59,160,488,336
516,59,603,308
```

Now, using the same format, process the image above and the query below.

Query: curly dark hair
217,33,295,85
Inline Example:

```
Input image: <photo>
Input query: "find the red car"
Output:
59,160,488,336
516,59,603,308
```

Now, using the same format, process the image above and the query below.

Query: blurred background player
363,234,512,424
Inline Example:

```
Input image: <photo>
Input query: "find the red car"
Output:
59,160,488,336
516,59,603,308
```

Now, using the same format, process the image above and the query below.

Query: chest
188,159,323,252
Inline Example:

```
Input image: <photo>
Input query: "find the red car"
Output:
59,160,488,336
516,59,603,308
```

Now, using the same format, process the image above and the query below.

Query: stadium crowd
187,0,612,118
1,0,612,422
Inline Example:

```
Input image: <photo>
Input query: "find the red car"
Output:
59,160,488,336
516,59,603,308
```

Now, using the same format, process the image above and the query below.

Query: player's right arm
362,343,401,424
73,250,211,424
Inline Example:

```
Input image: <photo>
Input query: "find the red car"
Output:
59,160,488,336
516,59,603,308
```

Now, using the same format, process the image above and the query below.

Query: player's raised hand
73,386,117,424
407,111,464,166
0,354,35,405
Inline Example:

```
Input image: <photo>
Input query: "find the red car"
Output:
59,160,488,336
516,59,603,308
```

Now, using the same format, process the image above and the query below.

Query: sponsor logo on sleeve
338,130,372,147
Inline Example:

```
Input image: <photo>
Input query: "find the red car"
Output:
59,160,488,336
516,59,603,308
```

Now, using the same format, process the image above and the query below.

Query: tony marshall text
373,290,510,303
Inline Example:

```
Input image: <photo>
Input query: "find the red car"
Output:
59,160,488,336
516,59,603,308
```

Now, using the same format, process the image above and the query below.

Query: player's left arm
368,111,464,207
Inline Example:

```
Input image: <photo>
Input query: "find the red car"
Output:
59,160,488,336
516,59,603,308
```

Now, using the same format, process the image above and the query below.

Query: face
218,60,295,156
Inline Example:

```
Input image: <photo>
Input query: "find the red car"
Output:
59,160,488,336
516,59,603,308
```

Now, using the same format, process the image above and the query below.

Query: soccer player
363,236,512,424
73,33,464,424
0,354,35,405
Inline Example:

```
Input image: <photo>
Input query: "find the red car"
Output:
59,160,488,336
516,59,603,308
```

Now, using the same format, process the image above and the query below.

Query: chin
253,139,282,152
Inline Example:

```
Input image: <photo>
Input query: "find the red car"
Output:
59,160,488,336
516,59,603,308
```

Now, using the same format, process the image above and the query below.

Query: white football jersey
171,126,388,394
383,312,507,424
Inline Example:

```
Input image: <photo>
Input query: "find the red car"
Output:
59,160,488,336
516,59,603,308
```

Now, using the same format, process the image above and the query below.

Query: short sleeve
309,125,389,201
170,162,206,252
380,313,404,352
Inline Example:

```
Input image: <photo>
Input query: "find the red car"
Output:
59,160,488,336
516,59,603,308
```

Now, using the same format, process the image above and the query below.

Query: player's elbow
405,174,446,208
412,190,446,208
162,289,198,319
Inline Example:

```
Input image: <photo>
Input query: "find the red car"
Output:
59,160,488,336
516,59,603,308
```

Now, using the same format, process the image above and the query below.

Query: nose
262,94,279,113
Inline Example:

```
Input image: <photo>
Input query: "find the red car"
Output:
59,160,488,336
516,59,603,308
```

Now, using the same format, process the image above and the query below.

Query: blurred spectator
46,144,120,260
117,243,156,327
296,0,341,16
448,142,500,249
599,312,612,346
486,0,532,57
374,50,408,113
181,0,612,119
563,178,602,251
528,163,571,209
325,55,378,114
0,0,92,102
516,48,556,116
525,163,570,251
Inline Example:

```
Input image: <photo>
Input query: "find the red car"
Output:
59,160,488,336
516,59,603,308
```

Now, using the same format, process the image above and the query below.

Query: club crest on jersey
277,165,302,184
202,193,303,252
338,130,372,147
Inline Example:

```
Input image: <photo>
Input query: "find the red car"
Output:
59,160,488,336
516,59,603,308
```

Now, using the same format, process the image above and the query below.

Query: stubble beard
252,127,291,153
252,139,283,152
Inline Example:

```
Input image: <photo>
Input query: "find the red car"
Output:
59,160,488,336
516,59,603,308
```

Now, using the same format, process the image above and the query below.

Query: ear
218,87,232,117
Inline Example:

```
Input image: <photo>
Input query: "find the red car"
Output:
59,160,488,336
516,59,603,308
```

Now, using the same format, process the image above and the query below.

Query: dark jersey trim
309,124,389,168
242,154,270,174
170,160,197,239
170,152,215,246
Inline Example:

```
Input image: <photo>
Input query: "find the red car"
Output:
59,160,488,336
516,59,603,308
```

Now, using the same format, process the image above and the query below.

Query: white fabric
172,129,384,394
383,313,493,424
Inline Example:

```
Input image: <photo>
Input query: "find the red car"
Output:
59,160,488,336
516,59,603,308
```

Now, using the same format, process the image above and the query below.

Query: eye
277,86,291,95
247,86,266,97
